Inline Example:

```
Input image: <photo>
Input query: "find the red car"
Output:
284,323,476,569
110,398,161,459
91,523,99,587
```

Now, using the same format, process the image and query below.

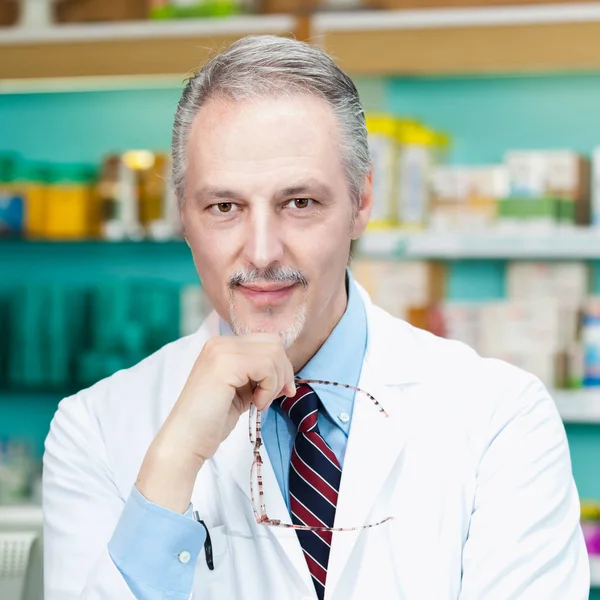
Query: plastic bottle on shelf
396,121,445,231
365,114,397,229
100,153,145,241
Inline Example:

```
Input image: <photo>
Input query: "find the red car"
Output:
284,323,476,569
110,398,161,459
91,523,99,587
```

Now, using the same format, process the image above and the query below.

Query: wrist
137,440,204,514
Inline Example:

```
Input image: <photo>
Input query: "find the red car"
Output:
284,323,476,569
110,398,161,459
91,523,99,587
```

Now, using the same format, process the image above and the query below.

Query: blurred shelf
312,2,600,75
0,238,185,245
0,504,42,526
0,387,74,399
592,555,600,587
0,15,297,82
0,239,198,286
358,229,600,260
553,389,600,424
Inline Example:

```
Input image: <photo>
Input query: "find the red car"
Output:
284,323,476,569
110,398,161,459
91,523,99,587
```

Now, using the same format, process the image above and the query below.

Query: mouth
236,282,299,308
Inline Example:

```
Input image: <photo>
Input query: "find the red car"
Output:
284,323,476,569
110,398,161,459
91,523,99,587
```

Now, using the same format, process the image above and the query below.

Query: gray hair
171,35,371,206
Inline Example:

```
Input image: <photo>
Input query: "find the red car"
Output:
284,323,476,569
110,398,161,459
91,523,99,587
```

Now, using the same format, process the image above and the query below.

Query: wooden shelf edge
311,3,600,76
311,3,600,33
0,14,297,46
0,73,189,94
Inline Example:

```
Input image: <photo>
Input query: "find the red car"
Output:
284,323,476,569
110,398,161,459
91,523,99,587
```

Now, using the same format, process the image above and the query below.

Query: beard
227,265,308,349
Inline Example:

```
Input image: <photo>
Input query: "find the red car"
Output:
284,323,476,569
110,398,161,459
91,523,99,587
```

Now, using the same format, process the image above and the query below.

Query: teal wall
1,74,599,596
387,72,600,164
0,88,181,164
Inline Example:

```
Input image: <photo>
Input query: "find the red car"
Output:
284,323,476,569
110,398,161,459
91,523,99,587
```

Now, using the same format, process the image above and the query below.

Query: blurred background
3,0,600,597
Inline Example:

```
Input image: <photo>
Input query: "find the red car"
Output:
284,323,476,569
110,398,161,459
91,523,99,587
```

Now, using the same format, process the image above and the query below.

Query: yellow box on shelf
14,164,51,238
44,165,97,240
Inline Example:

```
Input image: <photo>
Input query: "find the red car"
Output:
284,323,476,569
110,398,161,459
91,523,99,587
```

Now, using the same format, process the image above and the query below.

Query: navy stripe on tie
277,383,342,600
295,433,342,486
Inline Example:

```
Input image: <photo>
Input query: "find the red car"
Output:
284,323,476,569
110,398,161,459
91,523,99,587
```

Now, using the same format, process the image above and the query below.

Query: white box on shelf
589,555,600,587
552,388,600,423
507,262,589,310
351,260,444,320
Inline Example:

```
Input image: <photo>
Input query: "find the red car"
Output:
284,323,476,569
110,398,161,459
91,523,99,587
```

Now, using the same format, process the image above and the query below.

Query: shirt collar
297,270,367,430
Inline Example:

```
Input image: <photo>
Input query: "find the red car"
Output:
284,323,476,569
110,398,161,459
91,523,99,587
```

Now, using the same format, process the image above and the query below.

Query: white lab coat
43,287,589,600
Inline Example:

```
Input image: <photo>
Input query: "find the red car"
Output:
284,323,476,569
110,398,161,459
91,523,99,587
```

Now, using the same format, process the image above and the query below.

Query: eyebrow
194,178,334,204
278,179,334,201
194,186,244,203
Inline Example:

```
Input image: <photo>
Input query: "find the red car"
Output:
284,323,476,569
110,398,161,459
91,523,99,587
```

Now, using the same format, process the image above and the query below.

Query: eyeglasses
249,377,394,533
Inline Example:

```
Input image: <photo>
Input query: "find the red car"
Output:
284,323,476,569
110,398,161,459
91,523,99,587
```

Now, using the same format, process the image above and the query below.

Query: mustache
228,266,308,288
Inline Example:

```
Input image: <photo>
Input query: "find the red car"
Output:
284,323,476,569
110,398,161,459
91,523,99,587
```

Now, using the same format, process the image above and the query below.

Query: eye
210,202,236,214
288,198,314,210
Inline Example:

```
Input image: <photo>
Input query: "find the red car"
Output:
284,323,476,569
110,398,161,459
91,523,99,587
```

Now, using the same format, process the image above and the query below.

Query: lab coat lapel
326,368,414,595
326,298,425,597
215,411,313,589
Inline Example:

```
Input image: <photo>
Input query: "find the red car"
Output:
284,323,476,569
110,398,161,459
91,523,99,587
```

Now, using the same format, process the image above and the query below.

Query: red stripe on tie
290,495,333,546
280,386,312,416
292,446,339,506
305,431,341,471
303,549,328,589
297,409,318,432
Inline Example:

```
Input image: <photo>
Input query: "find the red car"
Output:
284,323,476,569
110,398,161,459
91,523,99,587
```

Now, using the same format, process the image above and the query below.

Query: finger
252,361,279,410
236,382,254,413
240,332,282,345
272,353,287,401
282,357,296,398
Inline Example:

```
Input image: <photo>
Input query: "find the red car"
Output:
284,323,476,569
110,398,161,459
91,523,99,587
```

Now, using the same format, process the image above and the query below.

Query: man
43,35,588,600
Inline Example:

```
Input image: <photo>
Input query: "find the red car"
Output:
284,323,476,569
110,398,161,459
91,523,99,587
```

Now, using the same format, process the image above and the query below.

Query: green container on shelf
558,198,576,225
8,286,46,388
498,196,561,225
150,0,242,19
44,286,70,389
89,285,131,354
0,154,19,184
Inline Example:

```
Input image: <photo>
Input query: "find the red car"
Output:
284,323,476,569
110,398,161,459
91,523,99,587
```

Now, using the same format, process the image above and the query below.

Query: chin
230,305,307,350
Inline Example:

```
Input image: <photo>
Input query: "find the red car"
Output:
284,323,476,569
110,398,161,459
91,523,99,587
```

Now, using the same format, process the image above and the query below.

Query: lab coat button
338,412,350,423
178,550,191,564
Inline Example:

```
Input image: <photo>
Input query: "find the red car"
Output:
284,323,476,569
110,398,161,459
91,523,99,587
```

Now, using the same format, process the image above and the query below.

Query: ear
178,199,190,248
351,169,374,240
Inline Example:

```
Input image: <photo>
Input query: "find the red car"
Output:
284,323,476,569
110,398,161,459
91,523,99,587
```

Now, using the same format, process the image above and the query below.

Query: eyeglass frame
248,377,394,533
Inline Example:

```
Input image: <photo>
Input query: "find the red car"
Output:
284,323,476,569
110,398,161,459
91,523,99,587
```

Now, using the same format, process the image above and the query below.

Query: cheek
185,231,231,307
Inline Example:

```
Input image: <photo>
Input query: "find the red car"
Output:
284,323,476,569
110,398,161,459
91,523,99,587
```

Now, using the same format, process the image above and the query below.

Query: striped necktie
279,384,342,600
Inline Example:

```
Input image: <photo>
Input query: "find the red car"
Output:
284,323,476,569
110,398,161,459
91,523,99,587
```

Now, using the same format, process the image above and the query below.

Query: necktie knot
278,383,319,433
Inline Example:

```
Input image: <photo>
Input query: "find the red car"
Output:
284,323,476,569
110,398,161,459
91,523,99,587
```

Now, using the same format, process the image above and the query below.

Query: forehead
186,94,343,180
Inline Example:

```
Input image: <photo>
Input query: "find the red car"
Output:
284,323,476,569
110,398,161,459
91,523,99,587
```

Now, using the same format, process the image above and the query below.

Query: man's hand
136,334,296,513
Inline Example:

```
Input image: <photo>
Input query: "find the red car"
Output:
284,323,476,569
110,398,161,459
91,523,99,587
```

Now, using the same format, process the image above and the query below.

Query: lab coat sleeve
43,394,203,600
459,374,590,599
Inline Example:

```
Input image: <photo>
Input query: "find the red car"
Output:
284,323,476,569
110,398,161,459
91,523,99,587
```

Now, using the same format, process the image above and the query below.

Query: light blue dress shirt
108,272,368,599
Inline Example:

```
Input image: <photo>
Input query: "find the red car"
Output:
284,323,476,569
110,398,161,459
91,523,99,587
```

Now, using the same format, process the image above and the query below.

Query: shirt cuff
108,485,206,599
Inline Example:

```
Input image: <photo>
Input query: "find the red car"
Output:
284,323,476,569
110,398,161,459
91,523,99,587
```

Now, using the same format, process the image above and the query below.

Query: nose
241,203,285,269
